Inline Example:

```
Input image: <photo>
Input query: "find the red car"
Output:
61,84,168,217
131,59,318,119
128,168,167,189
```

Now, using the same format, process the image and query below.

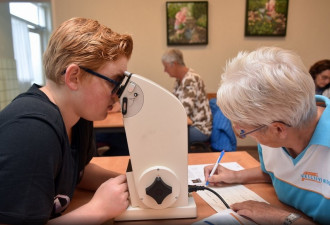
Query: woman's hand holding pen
204,164,238,186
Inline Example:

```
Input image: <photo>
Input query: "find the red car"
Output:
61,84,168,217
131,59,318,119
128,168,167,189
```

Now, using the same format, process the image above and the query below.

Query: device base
115,195,197,221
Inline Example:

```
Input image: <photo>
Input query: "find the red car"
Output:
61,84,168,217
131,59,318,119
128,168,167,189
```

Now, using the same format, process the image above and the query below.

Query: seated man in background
204,47,329,225
162,48,212,148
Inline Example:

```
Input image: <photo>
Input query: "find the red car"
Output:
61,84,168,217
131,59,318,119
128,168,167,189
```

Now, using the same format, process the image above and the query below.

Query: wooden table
94,112,126,133
94,112,192,132
66,152,305,224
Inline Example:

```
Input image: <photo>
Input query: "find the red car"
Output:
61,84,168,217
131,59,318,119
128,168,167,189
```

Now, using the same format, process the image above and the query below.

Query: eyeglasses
237,121,291,139
80,66,123,94
238,124,267,139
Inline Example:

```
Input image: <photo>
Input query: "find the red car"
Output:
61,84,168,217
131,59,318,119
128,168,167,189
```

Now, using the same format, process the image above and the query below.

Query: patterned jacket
173,68,212,136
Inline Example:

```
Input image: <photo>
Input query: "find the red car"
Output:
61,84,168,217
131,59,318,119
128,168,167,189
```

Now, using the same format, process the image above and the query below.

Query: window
10,2,51,89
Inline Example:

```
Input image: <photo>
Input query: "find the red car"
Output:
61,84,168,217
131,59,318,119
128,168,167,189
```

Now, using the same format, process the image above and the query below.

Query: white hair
217,47,316,128
161,48,185,66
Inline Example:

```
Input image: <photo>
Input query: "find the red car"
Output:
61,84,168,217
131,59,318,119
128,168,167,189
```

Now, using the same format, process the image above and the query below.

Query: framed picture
166,1,208,45
245,0,289,36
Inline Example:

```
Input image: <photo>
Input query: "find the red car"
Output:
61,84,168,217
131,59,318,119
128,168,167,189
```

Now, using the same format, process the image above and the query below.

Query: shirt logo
54,194,70,214
301,171,330,186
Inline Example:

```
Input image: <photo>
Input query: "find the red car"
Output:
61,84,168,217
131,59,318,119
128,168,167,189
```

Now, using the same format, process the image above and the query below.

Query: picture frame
166,1,208,45
245,0,289,36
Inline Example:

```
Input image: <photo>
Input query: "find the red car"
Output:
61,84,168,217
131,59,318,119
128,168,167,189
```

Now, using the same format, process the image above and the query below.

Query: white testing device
114,72,196,221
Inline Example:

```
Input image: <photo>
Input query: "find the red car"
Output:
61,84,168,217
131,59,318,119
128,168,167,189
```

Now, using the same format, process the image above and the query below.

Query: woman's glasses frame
238,121,291,139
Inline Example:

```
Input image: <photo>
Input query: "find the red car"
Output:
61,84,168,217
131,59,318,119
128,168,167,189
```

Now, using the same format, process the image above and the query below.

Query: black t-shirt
0,84,96,224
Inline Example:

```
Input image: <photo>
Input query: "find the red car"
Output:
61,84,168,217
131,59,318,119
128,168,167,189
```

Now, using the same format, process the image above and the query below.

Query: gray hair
161,48,185,66
217,47,317,128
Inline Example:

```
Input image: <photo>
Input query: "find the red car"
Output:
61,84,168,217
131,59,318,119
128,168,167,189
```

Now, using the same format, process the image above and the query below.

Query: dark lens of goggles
111,76,125,94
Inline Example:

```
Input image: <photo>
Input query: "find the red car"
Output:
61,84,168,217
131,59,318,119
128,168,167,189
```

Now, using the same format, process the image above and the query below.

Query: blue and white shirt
258,95,330,225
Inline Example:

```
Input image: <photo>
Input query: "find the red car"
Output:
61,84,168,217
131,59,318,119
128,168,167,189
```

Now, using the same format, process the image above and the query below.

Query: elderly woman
204,47,329,225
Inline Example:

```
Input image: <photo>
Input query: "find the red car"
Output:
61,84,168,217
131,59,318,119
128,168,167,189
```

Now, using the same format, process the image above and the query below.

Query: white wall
51,0,330,93
49,0,330,147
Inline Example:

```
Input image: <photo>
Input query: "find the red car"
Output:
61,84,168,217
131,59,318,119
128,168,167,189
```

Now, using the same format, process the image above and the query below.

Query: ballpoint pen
205,149,225,186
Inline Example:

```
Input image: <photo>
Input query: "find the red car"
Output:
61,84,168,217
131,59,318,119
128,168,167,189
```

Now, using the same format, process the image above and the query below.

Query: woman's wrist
233,170,243,183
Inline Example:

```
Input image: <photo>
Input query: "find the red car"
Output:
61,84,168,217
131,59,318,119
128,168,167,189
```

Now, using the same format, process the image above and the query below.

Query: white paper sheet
192,209,257,225
188,163,268,212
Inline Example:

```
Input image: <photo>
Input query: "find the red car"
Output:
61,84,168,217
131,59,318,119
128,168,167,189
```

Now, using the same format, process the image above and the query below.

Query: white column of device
115,73,196,221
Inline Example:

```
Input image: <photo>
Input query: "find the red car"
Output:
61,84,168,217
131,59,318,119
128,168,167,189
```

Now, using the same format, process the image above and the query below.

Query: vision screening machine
114,72,197,221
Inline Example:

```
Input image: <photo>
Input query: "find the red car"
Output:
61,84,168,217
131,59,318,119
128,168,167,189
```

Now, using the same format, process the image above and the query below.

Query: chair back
209,98,237,151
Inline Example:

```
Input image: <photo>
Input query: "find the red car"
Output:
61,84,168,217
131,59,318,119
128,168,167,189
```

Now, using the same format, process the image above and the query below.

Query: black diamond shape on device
146,176,172,204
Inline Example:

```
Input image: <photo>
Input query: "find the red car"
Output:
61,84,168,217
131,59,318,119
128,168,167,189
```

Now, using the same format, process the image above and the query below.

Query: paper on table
188,162,243,185
192,209,257,225
188,163,268,212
